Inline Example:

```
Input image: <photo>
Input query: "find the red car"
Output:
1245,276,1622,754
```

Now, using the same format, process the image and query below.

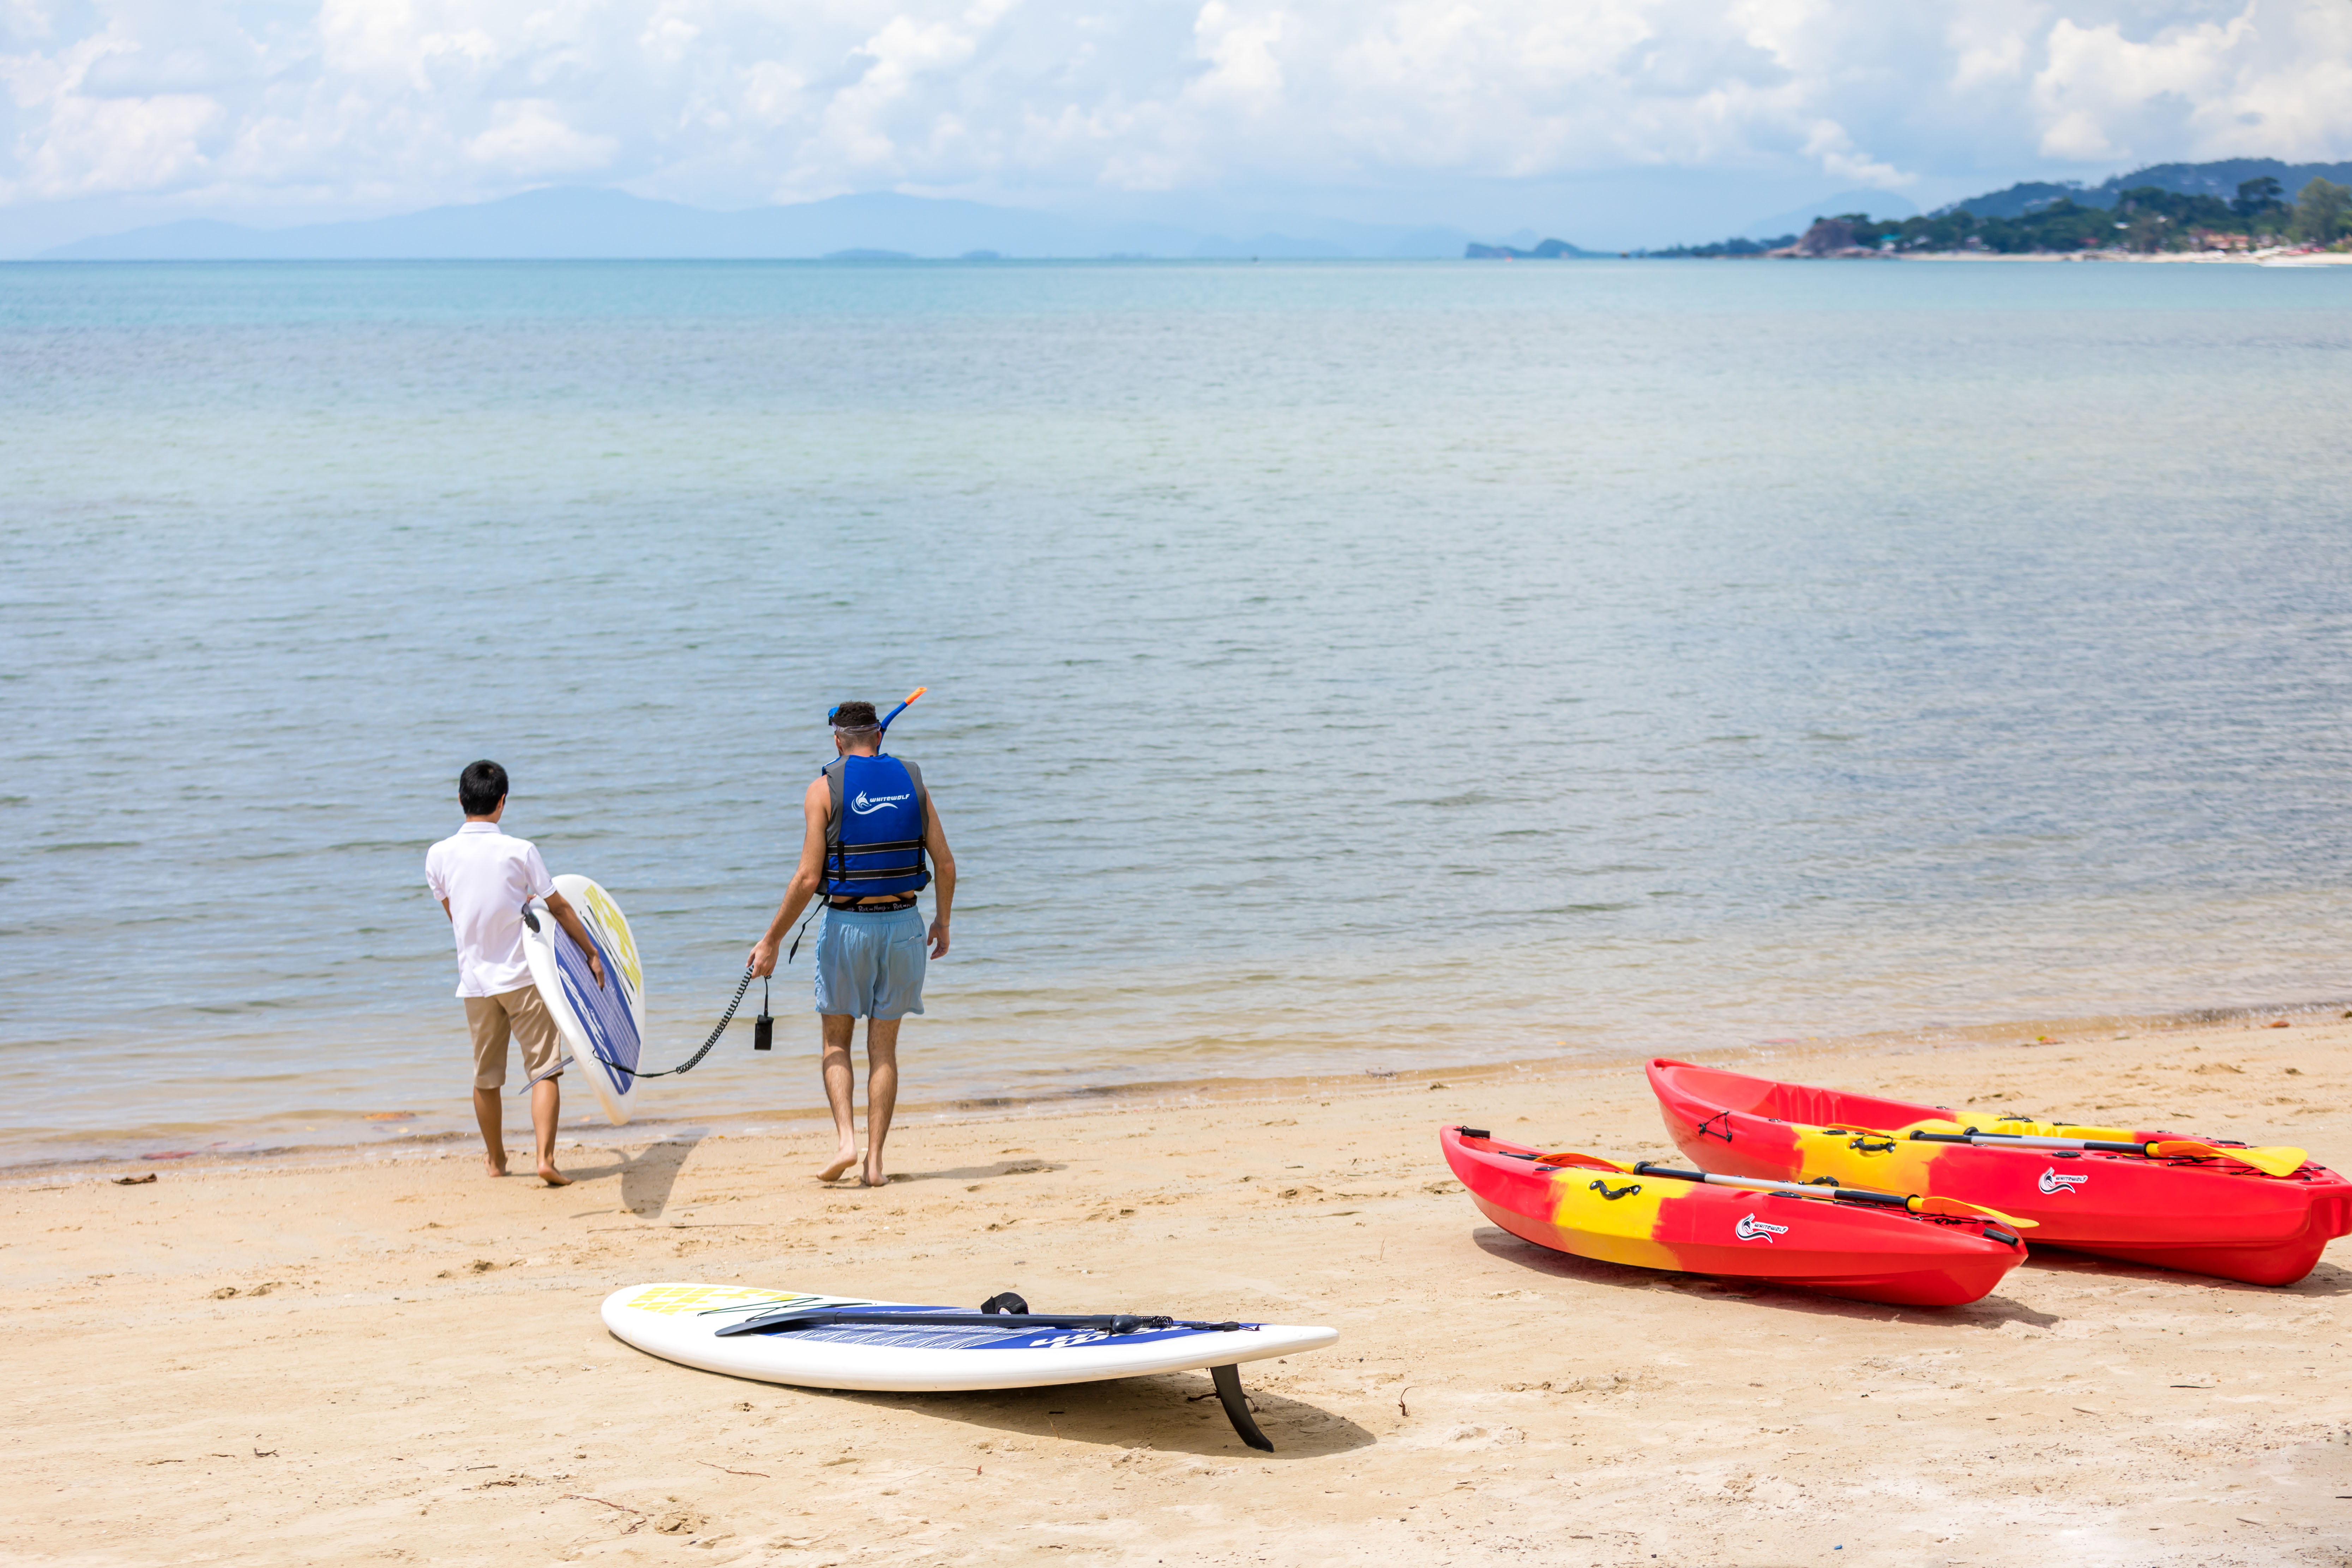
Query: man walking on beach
749,702,956,1187
426,760,604,1186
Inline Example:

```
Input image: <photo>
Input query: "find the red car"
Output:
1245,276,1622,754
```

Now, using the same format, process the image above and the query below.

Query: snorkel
826,686,925,752
877,685,925,741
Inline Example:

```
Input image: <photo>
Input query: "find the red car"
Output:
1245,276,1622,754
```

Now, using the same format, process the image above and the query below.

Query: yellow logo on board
577,881,644,992
623,1284,808,1316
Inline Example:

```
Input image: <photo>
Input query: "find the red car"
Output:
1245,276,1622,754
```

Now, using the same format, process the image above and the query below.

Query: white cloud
469,97,617,174
1803,119,1910,190
2032,2,2352,164
2,0,2348,215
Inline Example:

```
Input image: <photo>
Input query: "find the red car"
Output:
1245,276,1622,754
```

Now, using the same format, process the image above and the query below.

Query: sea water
3,258,2348,1164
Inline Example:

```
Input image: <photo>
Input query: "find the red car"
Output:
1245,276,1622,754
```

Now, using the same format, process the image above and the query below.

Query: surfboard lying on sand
521,874,646,1125
601,1282,1340,1451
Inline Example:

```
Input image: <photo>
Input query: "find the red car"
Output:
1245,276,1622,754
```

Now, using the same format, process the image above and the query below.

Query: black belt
828,897,917,912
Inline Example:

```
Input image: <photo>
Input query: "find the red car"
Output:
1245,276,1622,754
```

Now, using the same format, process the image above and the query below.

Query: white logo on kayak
2038,1167,2089,1195
1734,1213,1788,1243
850,790,912,815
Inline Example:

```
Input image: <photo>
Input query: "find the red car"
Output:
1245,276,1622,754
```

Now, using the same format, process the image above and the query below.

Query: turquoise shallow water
2,258,2349,1163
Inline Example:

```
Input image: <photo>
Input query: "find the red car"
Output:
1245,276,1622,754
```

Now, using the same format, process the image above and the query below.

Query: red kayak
1648,1058,2352,1286
1440,1125,2028,1307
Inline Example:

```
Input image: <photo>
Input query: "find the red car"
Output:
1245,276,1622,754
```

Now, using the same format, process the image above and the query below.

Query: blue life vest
821,754,930,899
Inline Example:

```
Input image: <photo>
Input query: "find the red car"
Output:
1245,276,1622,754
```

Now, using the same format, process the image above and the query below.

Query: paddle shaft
1631,1162,1911,1211
717,1309,1245,1338
1913,1130,2163,1156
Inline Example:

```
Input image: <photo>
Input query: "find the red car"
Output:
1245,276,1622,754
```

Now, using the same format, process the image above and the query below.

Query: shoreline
5,1007,2345,1563
1665,248,2352,265
1901,247,2352,266
9,995,2348,1184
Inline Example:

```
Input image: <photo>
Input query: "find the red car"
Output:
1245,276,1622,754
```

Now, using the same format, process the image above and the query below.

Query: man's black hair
459,759,508,816
829,700,880,729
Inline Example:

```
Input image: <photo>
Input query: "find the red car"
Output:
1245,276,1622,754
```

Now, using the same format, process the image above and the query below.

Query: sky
3,0,2349,251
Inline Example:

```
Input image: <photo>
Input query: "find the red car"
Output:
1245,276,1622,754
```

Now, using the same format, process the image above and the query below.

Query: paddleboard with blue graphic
520,874,648,1125
600,1282,1340,1393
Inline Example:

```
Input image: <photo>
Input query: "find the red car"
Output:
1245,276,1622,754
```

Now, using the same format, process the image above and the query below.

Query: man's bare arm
922,800,954,959
748,776,831,978
544,890,607,988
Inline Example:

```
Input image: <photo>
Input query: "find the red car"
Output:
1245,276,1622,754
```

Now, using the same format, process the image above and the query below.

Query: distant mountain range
35,159,2346,263
37,187,1493,263
1941,158,2352,220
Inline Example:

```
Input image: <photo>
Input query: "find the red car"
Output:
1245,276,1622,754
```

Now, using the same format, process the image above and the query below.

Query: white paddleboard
521,874,647,1125
601,1282,1339,1393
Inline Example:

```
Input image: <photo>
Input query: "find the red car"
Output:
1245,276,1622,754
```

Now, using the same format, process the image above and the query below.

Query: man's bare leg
531,1077,570,1186
473,1087,510,1177
862,1019,901,1187
817,1013,859,1180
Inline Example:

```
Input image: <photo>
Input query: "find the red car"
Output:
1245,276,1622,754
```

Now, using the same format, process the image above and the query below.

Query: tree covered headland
1656,176,2351,257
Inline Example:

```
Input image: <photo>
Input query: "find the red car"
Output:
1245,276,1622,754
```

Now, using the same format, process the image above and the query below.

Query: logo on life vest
850,790,913,816
1734,1213,1788,1243
2037,1167,2089,1195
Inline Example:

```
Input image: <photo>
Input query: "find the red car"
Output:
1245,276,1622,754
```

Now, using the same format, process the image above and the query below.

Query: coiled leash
609,965,758,1080
521,902,762,1082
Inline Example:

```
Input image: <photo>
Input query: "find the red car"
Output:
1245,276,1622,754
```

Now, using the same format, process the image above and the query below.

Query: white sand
5,1016,2347,1566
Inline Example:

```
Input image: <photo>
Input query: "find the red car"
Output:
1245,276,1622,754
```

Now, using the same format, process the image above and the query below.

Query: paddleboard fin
1211,1364,1274,1452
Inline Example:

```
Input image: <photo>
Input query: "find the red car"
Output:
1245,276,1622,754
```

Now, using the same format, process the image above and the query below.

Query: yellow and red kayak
1648,1058,2352,1285
1441,1125,2028,1307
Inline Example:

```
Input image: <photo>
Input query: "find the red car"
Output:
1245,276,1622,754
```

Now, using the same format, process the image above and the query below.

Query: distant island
1463,239,1593,259
1649,158,2352,258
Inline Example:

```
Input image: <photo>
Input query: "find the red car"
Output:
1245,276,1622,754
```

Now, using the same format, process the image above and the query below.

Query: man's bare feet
861,1163,890,1188
818,1147,859,1182
537,1164,572,1187
484,1155,510,1178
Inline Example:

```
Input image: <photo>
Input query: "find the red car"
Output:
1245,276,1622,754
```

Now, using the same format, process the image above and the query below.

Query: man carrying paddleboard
426,760,604,1186
749,701,956,1187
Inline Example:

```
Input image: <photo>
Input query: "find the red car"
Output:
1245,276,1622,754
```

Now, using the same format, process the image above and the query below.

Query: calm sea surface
3,258,2348,1164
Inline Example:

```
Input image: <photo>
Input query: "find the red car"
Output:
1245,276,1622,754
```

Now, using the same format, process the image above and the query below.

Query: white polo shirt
425,821,556,997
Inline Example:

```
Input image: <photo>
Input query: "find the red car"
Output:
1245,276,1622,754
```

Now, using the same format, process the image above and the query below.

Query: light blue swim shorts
812,904,927,1019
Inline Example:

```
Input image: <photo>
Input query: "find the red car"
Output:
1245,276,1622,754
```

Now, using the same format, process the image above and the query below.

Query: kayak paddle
1626,1162,2037,1230
1908,1129,2306,1178
1504,1142,2035,1229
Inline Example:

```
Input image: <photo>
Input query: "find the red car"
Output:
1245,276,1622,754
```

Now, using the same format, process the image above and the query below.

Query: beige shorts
465,986,563,1090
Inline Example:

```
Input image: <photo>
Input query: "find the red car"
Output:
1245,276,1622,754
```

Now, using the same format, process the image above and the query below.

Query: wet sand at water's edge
5,1016,2348,1567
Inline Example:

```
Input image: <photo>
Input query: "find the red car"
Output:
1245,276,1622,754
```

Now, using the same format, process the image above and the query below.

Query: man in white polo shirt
425,759,604,1185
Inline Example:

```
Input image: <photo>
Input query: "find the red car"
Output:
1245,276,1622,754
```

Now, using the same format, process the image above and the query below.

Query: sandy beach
6,1013,2347,1567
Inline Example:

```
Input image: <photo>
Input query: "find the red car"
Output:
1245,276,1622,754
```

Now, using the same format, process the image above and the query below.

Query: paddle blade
2149,1141,2307,1177
1533,1150,1640,1174
1909,1194,2038,1229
